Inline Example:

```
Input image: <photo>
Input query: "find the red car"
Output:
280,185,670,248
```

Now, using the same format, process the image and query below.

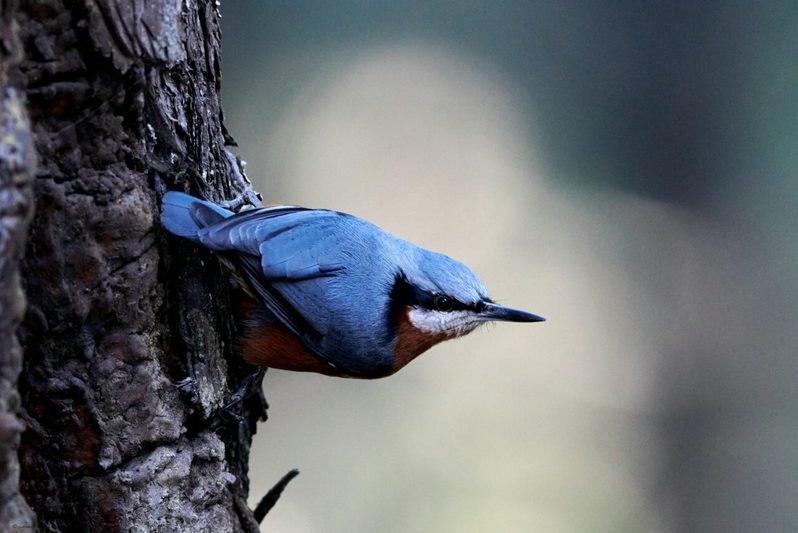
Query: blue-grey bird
161,191,543,378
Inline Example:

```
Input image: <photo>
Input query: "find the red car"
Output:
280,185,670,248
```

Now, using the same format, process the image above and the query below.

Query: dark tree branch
253,469,301,524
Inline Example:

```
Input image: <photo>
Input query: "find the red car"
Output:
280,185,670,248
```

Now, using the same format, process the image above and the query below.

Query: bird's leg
220,150,262,211
175,376,195,392
222,367,267,414
173,376,201,411
219,189,260,212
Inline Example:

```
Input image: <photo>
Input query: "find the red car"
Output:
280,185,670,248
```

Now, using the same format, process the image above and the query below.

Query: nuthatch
161,192,543,378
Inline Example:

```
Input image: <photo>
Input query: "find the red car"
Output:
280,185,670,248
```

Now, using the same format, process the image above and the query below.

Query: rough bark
0,0,38,529
6,0,265,531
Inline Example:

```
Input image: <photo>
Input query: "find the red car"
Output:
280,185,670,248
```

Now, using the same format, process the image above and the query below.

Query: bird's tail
160,191,233,241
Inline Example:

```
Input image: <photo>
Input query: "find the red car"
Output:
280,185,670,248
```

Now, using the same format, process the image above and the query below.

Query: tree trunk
3,0,266,531
0,0,38,529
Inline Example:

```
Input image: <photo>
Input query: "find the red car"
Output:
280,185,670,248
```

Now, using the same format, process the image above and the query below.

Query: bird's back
194,202,412,375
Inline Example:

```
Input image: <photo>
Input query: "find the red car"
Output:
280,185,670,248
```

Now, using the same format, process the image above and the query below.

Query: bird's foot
221,367,267,415
221,150,262,211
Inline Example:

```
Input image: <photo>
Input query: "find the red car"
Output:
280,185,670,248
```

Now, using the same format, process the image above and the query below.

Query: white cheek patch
407,308,482,337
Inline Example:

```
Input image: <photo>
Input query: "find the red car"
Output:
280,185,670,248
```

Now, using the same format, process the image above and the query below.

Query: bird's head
387,249,543,373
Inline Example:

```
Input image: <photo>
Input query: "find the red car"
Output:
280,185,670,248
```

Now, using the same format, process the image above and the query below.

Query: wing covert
198,207,349,281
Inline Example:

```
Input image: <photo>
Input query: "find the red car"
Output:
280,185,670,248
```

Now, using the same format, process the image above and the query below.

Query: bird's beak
479,302,545,323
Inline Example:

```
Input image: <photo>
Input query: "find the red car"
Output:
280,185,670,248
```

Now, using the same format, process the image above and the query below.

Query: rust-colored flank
241,322,340,376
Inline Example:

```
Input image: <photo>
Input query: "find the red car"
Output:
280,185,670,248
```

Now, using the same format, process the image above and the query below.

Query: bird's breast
391,306,451,373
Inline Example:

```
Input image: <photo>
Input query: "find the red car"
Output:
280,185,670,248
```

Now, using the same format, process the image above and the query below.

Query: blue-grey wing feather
258,221,346,280
199,208,347,281
196,206,402,376
234,253,339,366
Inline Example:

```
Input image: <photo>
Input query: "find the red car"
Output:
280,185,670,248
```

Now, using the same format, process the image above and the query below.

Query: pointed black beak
479,302,545,323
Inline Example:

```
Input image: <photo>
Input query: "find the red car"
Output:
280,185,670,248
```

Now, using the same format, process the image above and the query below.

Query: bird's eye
433,295,454,312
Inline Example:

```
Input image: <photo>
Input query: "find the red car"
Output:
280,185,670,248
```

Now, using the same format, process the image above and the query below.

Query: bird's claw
221,368,267,413
222,150,262,211
175,376,195,392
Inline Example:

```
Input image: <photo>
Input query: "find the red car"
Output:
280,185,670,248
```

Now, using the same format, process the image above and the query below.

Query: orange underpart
236,294,259,315
241,306,452,378
391,306,451,373
241,321,342,376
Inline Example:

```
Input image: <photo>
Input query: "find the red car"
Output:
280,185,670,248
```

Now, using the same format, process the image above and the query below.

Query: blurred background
220,2,798,532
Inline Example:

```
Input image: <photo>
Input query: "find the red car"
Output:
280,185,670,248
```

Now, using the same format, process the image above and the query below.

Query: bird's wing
198,206,365,375
232,252,347,372
198,207,349,281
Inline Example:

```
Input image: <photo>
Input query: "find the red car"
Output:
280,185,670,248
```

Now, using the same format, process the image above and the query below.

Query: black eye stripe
426,293,476,313
389,273,483,317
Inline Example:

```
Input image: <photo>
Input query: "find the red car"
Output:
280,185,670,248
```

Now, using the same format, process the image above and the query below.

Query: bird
160,191,544,379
